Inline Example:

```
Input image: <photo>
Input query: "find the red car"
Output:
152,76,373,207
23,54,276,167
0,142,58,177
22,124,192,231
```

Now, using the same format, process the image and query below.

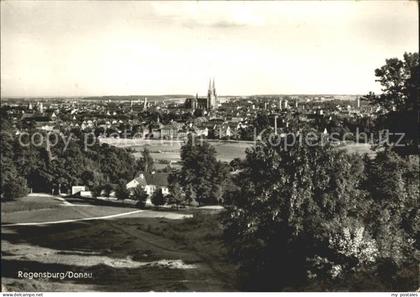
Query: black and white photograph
0,0,419,294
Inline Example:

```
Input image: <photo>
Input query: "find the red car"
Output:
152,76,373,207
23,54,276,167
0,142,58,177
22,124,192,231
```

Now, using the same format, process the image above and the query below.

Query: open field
1,194,236,292
100,138,253,169
100,138,376,165
126,140,252,164
337,142,377,157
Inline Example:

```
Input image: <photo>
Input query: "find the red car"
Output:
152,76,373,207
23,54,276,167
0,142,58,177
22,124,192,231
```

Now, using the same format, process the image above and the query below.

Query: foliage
103,183,114,197
367,52,419,155
179,136,229,205
167,180,184,209
115,183,130,200
141,148,155,174
184,184,198,206
253,112,271,134
1,115,30,200
227,135,369,289
223,131,418,291
370,52,418,112
0,113,138,195
363,151,419,264
229,158,245,171
151,188,166,206
91,185,103,198
131,185,149,208
2,176,29,201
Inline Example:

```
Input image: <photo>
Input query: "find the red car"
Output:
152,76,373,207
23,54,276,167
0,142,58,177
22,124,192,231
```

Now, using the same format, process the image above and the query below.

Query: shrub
2,176,29,201
103,183,114,197
115,183,130,200
132,185,148,208
91,185,103,198
151,188,166,206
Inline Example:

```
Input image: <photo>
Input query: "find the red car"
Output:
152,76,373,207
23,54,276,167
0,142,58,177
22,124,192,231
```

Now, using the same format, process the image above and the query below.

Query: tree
184,184,198,206
91,185,103,198
367,52,419,155
179,136,229,205
2,176,29,201
99,145,137,184
210,184,223,204
1,158,19,195
135,158,146,173
103,183,114,197
370,52,418,112
253,112,271,134
27,168,54,193
151,188,166,206
0,111,138,198
142,148,155,173
81,170,95,187
131,185,149,208
115,183,129,200
229,158,244,171
223,133,371,291
167,181,184,209
193,108,204,117
363,151,418,264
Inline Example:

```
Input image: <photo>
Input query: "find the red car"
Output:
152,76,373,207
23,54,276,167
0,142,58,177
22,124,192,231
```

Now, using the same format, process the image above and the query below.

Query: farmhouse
126,172,169,196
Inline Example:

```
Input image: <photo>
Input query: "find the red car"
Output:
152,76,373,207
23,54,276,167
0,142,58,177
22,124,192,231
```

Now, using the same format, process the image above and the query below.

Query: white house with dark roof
126,172,170,197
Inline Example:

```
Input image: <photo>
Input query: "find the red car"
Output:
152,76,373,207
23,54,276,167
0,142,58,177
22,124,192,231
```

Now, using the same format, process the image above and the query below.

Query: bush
189,198,199,207
115,183,130,200
131,185,148,208
2,176,29,201
151,188,166,206
103,183,114,197
91,185,103,198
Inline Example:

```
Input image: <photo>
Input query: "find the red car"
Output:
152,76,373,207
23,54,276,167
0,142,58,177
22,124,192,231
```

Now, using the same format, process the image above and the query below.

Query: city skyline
1,1,418,98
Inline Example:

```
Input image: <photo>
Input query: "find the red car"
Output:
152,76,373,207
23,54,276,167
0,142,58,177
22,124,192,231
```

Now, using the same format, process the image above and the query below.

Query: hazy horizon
1,1,418,98
1,93,364,100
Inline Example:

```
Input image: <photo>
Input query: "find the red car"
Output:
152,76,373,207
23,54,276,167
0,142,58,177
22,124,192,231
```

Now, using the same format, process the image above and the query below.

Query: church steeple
207,77,218,109
212,78,216,97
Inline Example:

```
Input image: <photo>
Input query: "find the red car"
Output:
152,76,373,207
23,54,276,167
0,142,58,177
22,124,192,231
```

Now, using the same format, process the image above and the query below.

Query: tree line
0,116,150,200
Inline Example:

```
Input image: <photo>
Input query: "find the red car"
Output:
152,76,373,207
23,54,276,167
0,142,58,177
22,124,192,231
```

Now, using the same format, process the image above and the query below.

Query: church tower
192,93,198,111
207,78,217,109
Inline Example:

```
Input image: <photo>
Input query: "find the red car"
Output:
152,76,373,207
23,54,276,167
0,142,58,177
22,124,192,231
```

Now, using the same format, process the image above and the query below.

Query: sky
1,1,418,97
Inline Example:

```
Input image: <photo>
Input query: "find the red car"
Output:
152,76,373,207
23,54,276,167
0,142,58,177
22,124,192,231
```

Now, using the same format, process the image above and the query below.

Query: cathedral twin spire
208,78,217,109
208,78,216,95
189,78,217,110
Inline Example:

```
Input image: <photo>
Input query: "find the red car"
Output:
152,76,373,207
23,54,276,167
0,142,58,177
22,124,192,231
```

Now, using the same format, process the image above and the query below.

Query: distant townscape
2,51,419,291
1,0,418,292
2,80,369,145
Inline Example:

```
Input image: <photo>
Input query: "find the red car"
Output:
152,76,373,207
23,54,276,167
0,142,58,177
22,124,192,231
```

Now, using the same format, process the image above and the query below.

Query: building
126,172,170,199
160,122,183,139
186,78,218,110
207,78,217,109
